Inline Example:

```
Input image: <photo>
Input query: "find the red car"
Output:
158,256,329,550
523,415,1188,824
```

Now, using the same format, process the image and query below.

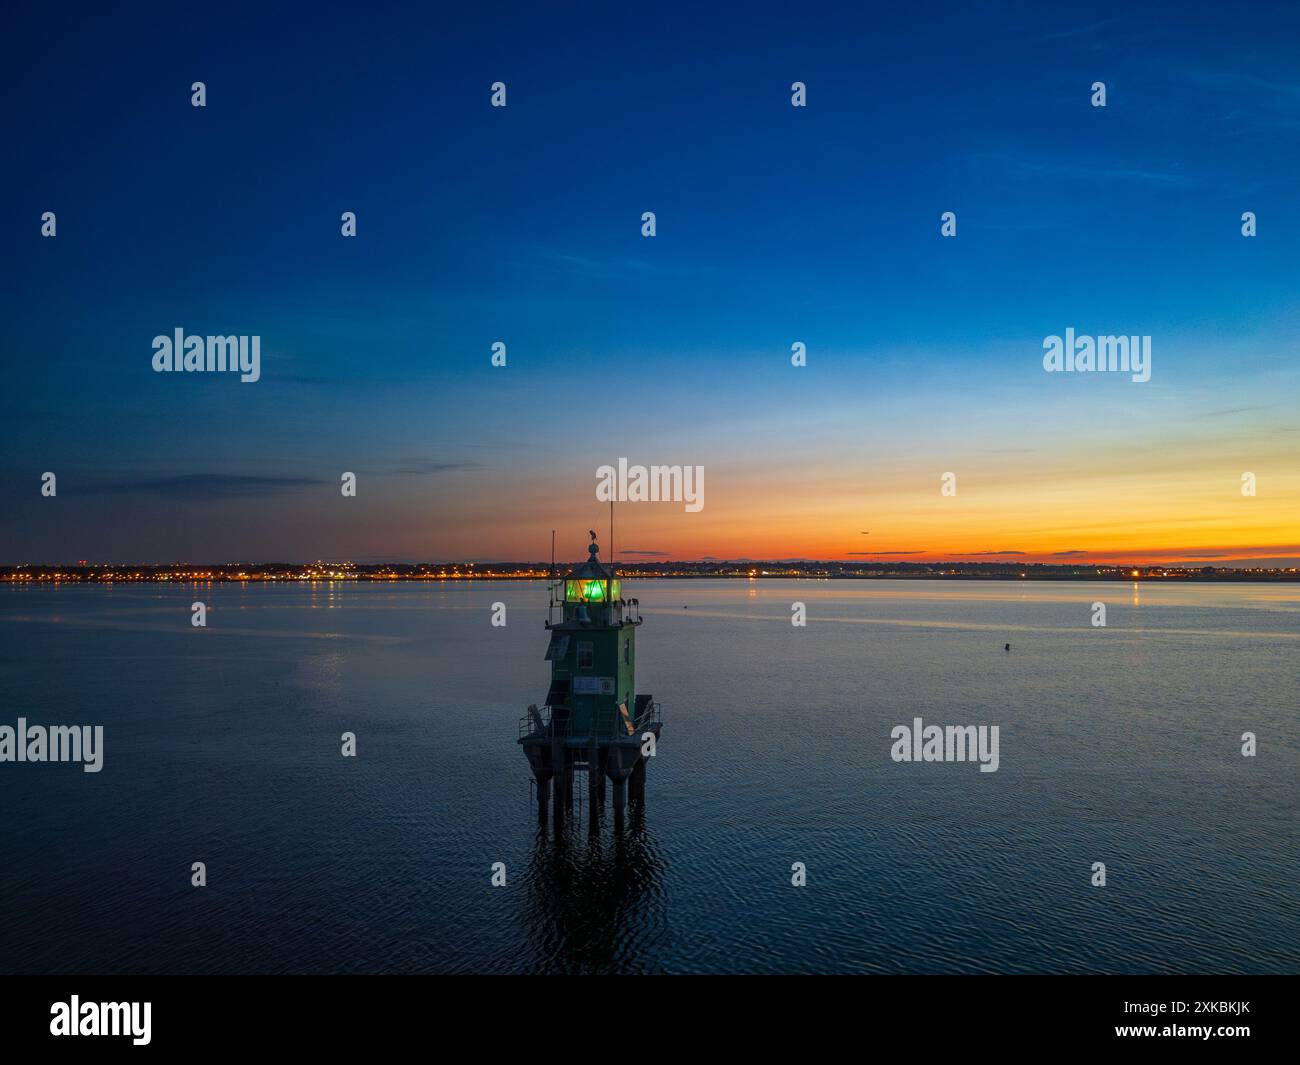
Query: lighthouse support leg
612,776,626,829
564,754,574,814
552,745,566,825
536,778,550,825
630,757,646,805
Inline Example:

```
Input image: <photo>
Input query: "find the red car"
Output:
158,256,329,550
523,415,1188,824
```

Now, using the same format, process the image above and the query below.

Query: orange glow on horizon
476,457,1300,567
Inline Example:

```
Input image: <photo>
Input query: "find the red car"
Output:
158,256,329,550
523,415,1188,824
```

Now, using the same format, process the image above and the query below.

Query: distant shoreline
3,563,1298,583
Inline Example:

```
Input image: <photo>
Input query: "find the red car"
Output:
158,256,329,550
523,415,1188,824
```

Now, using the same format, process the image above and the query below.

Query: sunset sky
3,3,1297,565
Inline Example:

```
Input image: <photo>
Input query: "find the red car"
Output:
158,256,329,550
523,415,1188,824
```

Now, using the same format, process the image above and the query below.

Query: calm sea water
0,579,1296,974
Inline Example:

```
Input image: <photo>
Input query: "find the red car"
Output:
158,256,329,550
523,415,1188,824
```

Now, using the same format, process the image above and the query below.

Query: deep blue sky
2,2,1298,563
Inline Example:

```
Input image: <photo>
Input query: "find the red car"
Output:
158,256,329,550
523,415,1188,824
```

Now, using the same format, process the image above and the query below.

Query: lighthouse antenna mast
549,529,557,620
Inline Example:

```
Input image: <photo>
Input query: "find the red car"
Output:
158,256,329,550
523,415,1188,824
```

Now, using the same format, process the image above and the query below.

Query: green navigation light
565,579,622,602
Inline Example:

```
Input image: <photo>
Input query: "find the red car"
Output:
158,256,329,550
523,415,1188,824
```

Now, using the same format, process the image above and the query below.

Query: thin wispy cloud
1200,406,1267,418
975,152,1197,188
1041,16,1126,41
85,474,325,499
521,244,715,282
388,460,478,476
848,550,926,556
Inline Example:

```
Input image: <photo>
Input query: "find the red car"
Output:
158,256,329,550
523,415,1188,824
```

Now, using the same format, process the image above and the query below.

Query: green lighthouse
519,533,662,826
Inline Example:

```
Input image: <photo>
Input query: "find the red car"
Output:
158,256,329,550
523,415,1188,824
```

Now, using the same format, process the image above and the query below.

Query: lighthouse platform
518,698,662,824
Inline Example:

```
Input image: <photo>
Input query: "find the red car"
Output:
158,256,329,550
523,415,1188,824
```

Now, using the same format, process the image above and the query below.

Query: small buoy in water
1004,643,1011,652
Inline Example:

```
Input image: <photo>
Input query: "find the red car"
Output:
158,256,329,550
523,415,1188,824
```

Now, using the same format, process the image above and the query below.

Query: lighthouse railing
518,700,660,742
546,578,564,626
